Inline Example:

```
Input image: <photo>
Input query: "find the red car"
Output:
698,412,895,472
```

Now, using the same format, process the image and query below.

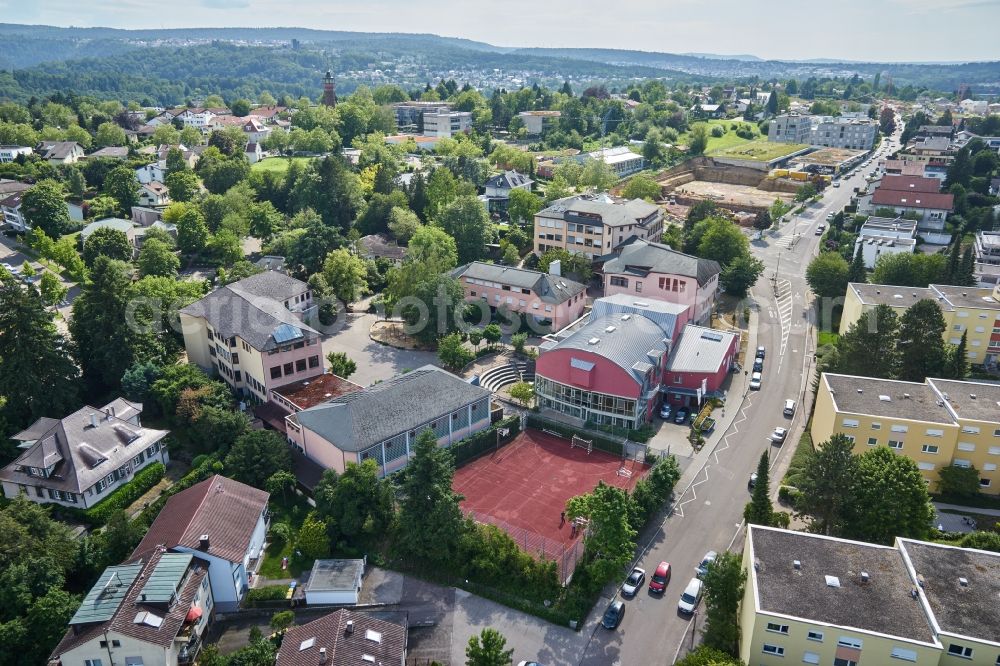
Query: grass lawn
256,491,315,580
680,119,762,154
817,331,840,347
251,156,316,174
709,139,809,162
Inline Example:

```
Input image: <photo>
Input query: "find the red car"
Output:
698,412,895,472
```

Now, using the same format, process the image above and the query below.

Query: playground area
453,428,648,580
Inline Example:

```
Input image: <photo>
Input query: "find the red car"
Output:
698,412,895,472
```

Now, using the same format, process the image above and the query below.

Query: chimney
199,534,210,551
345,620,354,636
860,571,870,584
319,648,327,664
89,413,98,428
793,560,801,570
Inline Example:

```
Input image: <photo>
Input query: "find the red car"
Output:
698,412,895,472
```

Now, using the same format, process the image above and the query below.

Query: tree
438,332,473,371
103,165,140,213
622,173,661,201
176,207,210,255
752,210,772,231
437,195,494,264
507,188,543,226
165,170,200,202
314,459,394,542
766,90,779,115
960,531,1000,553
137,238,179,278
224,430,293,489
165,147,188,175
565,481,637,583
675,646,741,666
291,156,363,231
387,207,421,243
22,180,72,238
321,248,369,305
945,331,969,380
847,244,867,284
879,107,896,135
508,381,534,407
0,276,80,430
269,610,294,634
797,434,858,536
688,123,709,155
483,323,502,350
835,305,899,378
326,351,357,379
720,255,764,298
806,252,850,299
937,463,981,498
896,299,947,382
37,271,68,307
465,628,514,666
398,429,466,563
686,200,718,228
694,217,750,267
871,252,947,287
82,227,132,267
69,257,135,393
956,246,977,287
230,99,252,117
94,121,126,148
121,361,163,402
794,182,817,202
700,551,745,657
744,451,774,526
843,446,933,544
405,224,459,274
537,247,593,281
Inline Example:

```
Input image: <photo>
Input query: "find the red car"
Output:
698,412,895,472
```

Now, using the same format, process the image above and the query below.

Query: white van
783,399,796,417
678,577,703,615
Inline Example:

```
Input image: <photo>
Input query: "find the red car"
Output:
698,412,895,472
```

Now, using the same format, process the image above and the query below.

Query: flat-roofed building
534,193,663,259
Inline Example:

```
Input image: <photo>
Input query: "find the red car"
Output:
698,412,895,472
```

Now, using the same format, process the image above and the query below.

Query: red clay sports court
453,428,649,557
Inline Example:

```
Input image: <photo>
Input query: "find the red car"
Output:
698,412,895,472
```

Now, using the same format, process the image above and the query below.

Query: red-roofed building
861,175,954,232
132,475,269,612
276,609,407,666
877,175,943,193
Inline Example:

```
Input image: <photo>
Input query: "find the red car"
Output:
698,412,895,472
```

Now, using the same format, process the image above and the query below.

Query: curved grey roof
602,238,721,287
545,314,667,384
591,294,688,339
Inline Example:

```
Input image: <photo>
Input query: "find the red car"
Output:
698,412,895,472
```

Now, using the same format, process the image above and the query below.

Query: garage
304,558,365,606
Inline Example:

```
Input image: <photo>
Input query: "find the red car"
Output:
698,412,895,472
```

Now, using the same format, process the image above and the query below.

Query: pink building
662,325,740,408
600,238,721,324
451,261,587,331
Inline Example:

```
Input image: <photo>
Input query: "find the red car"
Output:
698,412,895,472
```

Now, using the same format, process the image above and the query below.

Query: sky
2,0,999,63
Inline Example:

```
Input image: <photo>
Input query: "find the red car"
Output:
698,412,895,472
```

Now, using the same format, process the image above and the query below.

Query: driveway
321,310,439,386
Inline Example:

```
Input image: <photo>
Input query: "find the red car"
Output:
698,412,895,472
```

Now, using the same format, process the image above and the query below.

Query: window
283,362,293,375
925,428,943,437
948,644,973,659
844,435,855,444
766,622,790,634
295,359,306,373
842,418,859,428
867,437,878,446
962,426,980,434
803,653,820,665
308,355,320,369
981,478,992,488
888,440,903,450
837,637,863,649
921,444,939,454
890,424,908,433
270,367,282,380
85,661,103,666
958,442,976,452
762,645,785,656
833,660,857,666
635,281,642,293
871,422,881,430
995,429,1000,437
806,631,824,642
891,648,917,662
985,463,998,471
610,276,628,287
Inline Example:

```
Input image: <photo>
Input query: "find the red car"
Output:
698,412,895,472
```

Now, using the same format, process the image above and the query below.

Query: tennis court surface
453,428,649,552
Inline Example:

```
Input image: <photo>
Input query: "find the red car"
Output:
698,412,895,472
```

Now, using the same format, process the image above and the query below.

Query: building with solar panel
180,272,326,405
48,549,213,666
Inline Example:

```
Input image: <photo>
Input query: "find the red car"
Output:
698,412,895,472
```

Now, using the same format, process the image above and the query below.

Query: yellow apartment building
740,525,1000,666
812,373,1000,493
840,283,1000,368
533,193,663,259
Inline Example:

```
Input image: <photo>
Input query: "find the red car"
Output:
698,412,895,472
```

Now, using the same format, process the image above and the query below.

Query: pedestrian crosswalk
774,234,799,249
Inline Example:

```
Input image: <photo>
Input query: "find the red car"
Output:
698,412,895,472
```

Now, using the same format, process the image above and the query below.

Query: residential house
384,134,442,151
0,145,33,162
81,218,139,256
139,181,170,207
87,146,129,160
1,192,82,232
517,110,561,135
175,108,216,130
859,175,953,233
136,163,166,185
422,108,472,138
853,217,918,268
451,261,587,331
600,237,721,324
39,141,84,165
256,373,363,433
900,136,955,166
285,365,492,478
254,255,287,273
586,146,645,177
841,282,1000,368
48,550,214,666
131,205,165,227
812,373,1000,492
959,99,989,116
973,231,1000,286
740,525,1000,666
357,233,407,263
275,610,406,666
533,193,664,259
0,399,168,509
132,475,269,612
180,272,324,403
390,102,453,132
769,114,813,144
810,117,878,150
244,142,262,164
248,106,287,123
241,118,271,143
692,103,725,118
481,170,533,217
661,324,739,408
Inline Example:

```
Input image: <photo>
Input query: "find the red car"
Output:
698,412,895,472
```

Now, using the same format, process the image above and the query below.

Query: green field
250,156,316,174
680,119,762,154
709,139,809,162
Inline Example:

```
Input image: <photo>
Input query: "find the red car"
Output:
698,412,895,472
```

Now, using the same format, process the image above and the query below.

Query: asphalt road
572,132,901,666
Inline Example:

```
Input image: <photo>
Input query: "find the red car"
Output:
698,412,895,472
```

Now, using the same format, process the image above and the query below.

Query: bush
244,585,289,607
83,462,165,526
778,485,802,509
451,415,521,467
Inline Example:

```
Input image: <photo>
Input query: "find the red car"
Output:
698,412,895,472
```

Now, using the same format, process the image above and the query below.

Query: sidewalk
934,502,1000,517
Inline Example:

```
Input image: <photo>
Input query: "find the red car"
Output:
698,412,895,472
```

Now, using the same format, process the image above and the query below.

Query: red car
648,561,671,593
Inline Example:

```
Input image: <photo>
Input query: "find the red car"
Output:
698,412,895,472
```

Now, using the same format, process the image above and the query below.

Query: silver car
620,566,646,597
749,372,762,390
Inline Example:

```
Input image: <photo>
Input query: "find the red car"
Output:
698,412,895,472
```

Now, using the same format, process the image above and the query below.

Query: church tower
321,70,337,107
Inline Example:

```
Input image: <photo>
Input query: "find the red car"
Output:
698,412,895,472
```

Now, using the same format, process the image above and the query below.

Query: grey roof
452,261,585,305
306,558,365,592
589,294,688,339
749,526,937,643
11,417,60,442
69,563,144,625
667,325,739,373
485,170,533,190
898,539,1000,643
847,283,946,310
180,272,319,352
602,238,721,287
292,366,490,452
932,284,1000,311
0,179,31,196
88,146,129,159
0,400,168,494
927,378,1000,424
537,193,661,229
543,314,667,385
822,373,955,424
40,141,82,159
81,218,135,240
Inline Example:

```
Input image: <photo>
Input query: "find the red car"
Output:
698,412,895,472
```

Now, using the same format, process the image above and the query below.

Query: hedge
451,415,522,467
525,414,624,457
244,585,289,607
83,462,166,526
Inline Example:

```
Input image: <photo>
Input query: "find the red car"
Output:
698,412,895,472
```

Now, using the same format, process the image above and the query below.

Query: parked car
621,567,646,598
826,212,835,221
750,372,762,390
771,427,789,443
748,472,758,490
1,262,19,276
815,224,826,235
696,551,718,578
678,577,704,615
601,599,625,629
674,407,690,425
517,663,544,666
756,346,766,360
753,359,763,372
659,404,672,420
783,399,796,417
832,180,841,187
649,561,672,593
